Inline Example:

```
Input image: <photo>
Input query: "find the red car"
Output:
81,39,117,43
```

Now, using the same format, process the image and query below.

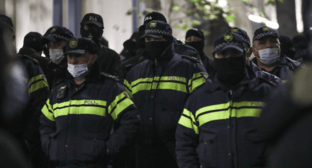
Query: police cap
213,32,245,54
81,13,104,29
23,32,44,52
42,26,74,44
65,38,98,55
253,26,278,41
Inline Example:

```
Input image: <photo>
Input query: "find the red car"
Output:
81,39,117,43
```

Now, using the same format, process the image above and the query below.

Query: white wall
81,0,133,53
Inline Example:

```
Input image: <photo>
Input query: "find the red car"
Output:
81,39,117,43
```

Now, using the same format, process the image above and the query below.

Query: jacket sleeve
188,62,207,94
106,82,139,155
176,98,200,168
39,98,56,155
24,60,50,143
123,78,133,98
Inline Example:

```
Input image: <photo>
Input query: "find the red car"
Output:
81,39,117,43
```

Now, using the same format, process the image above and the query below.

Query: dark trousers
136,141,178,168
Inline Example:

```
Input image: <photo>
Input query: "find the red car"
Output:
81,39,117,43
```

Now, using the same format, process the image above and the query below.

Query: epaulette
100,72,119,81
181,55,199,63
256,71,282,86
22,54,39,64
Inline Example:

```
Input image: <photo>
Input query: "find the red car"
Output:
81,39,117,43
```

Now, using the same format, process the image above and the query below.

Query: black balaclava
185,29,204,53
214,52,246,86
80,24,103,45
145,36,173,60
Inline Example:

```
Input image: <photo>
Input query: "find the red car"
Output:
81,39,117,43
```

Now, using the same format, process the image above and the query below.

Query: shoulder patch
182,55,199,63
100,72,119,81
256,71,282,86
200,72,209,79
22,54,39,64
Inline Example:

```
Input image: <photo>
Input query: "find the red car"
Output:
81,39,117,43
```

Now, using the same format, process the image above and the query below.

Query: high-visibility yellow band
54,106,106,118
188,72,206,93
108,92,126,113
152,82,187,93
195,101,264,119
28,79,48,94
110,98,133,120
41,99,55,121
132,82,152,95
123,79,133,98
197,108,261,126
51,99,107,118
53,99,107,110
178,109,199,134
132,77,154,86
28,74,45,86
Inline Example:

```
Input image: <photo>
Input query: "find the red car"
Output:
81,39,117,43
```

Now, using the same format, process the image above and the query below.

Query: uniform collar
206,66,257,92
143,43,175,64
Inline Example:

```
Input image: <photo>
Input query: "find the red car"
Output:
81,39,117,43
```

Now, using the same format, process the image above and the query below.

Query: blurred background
1,0,311,57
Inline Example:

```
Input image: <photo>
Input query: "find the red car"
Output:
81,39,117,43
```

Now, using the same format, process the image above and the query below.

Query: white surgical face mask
49,49,64,64
257,48,280,65
67,59,91,79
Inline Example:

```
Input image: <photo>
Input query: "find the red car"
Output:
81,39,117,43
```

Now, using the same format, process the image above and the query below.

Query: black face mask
145,41,171,60
214,56,246,86
186,41,204,53
80,24,103,44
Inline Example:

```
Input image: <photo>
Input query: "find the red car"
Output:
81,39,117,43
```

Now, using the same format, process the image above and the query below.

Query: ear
91,54,97,63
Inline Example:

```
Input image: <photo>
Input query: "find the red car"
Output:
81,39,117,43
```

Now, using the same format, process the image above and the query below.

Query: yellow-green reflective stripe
53,100,107,110
197,108,261,126
54,106,106,118
178,109,199,134
28,80,48,94
159,76,187,83
188,72,205,93
108,92,127,114
152,82,187,93
132,78,154,86
132,83,152,95
42,99,55,121
124,80,133,98
46,99,53,111
110,98,133,120
195,101,264,119
29,74,45,85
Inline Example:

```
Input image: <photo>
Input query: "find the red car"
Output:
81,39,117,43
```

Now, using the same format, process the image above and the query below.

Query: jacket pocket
48,132,59,160
197,134,218,167
247,132,267,166
81,132,107,161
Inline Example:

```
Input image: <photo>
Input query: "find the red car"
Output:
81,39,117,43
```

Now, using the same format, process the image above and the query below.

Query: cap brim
253,34,279,41
216,45,244,53
82,21,103,28
64,49,86,55
140,34,163,39
42,36,58,44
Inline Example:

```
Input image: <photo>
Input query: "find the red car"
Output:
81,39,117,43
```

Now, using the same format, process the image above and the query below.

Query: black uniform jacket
252,54,302,82
40,63,140,162
124,43,207,144
15,54,49,143
176,66,280,168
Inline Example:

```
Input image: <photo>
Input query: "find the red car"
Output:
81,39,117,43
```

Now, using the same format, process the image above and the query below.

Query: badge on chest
57,85,68,99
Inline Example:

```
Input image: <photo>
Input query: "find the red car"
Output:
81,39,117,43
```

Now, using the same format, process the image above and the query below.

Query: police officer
42,26,74,88
124,20,207,168
140,12,202,61
228,27,283,84
80,13,122,77
176,32,280,168
0,14,50,168
251,26,302,82
40,38,140,168
19,32,51,82
185,28,214,73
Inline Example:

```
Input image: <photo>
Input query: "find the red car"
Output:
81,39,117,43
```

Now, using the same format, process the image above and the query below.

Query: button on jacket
176,66,280,168
40,63,140,163
124,44,207,144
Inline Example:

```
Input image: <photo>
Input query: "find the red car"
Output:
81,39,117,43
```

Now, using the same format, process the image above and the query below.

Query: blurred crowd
0,11,311,168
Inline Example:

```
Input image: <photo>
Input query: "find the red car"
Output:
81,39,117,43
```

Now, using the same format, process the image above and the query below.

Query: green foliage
172,3,181,12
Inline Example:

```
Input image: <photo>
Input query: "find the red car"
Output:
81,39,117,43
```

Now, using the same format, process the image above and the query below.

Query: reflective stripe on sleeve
28,74,48,94
188,72,206,93
108,92,134,120
178,108,199,134
123,79,133,98
41,99,55,121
